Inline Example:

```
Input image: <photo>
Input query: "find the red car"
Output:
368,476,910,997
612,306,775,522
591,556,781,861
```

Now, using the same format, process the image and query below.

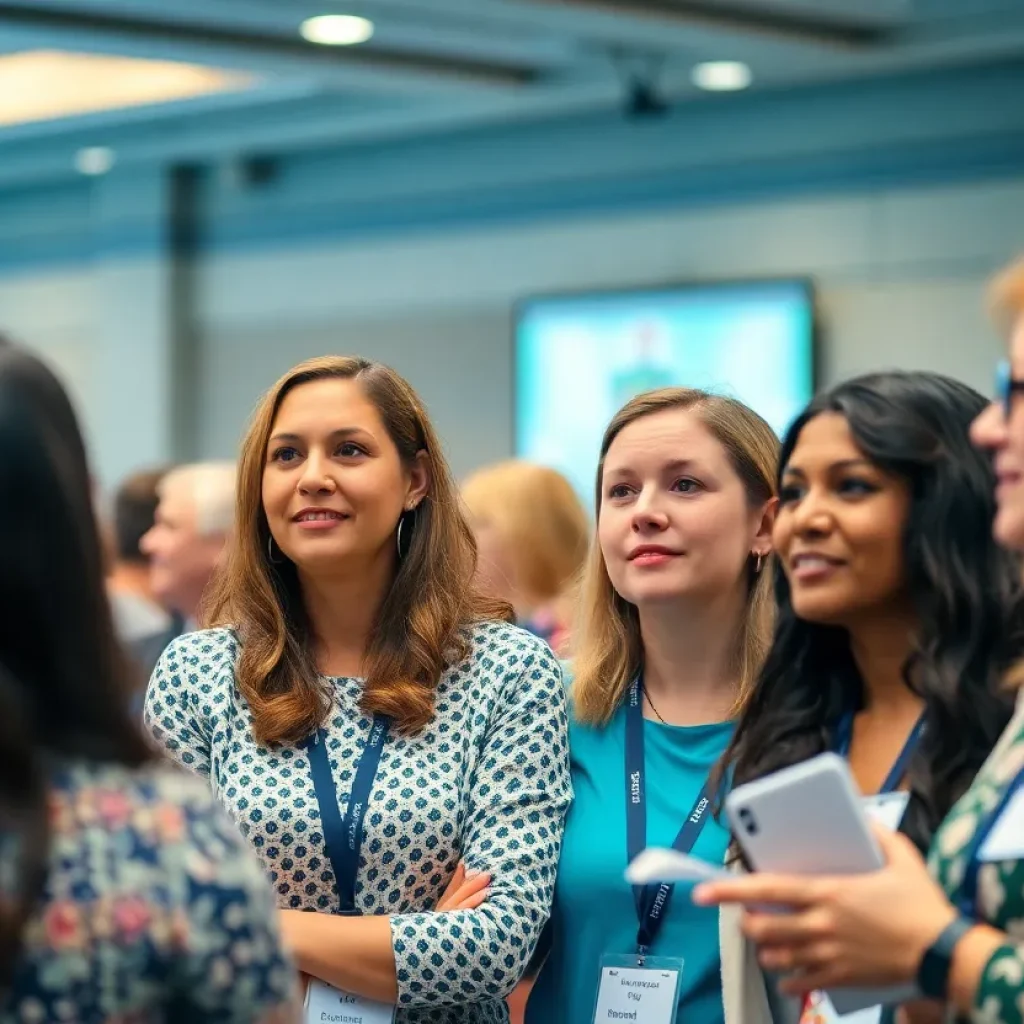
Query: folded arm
279,864,491,1002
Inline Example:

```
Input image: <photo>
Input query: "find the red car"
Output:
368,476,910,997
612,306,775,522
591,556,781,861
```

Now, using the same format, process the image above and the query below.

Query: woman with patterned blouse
0,344,297,1023
145,355,572,1023
695,258,1024,1024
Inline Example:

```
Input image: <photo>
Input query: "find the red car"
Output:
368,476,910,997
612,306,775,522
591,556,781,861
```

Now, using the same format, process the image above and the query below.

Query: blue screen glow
514,280,815,508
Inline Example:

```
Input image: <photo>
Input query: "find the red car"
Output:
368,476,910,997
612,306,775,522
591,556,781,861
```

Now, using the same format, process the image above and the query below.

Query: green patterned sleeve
973,944,1024,1024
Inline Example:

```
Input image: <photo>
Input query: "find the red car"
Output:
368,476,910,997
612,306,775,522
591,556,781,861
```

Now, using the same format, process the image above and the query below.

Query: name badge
862,791,909,833
304,979,396,1024
980,785,1024,862
800,989,882,1024
810,793,912,1020
593,954,683,1024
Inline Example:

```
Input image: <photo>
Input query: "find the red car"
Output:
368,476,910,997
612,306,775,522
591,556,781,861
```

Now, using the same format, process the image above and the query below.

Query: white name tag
862,792,909,833
980,786,1024,862
801,989,882,1024
304,979,396,1024
593,957,682,1024
823,792,914,1018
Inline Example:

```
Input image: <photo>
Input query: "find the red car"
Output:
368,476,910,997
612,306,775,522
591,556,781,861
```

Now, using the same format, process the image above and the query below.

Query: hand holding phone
719,753,917,1014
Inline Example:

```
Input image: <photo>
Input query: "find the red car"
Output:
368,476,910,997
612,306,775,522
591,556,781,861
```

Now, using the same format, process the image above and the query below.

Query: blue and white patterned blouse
4,760,297,1023
144,620,572,1023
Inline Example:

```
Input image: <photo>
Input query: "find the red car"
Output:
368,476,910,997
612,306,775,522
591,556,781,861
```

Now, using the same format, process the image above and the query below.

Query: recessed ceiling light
300,14,374,46
75,146,116,176
691,61,752,92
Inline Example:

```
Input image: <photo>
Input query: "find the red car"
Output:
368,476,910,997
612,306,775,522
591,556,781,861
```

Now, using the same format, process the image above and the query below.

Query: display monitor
514,279,815,508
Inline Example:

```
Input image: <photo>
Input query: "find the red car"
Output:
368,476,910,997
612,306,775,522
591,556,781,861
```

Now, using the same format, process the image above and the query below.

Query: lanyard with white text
625,677,713,963
303,715,390,914
833,711,925,795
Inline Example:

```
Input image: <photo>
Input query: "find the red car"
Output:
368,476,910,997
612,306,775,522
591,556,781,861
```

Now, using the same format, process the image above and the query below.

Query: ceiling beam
0,2,537,88
524,0,894,49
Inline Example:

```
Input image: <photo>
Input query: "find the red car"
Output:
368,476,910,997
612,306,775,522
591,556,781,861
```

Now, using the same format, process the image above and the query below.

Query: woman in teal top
528,387,780,1024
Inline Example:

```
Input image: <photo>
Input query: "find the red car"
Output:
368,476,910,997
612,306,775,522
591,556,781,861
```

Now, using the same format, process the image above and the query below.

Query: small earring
268,535,283,565
754,552,764,574
397,505,419,559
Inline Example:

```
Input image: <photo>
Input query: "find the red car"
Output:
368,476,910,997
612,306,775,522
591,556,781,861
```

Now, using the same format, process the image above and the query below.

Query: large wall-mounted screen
514,279,816,507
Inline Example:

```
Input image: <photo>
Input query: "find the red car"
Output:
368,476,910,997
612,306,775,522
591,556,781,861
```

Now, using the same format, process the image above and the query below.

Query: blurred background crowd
3,2,1024,1023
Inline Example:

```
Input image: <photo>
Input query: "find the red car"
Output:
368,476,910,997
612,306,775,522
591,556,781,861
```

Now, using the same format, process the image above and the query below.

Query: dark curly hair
716,371,1024,852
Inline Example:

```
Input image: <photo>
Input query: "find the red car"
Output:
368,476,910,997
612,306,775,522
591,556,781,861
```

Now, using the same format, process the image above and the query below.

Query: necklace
644,689,668,724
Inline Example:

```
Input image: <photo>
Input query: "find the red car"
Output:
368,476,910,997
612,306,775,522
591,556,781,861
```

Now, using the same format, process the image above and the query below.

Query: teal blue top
527,701,733,1024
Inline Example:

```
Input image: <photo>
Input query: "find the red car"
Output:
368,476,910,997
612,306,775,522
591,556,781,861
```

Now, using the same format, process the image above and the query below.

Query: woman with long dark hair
0,343,296,1021
702,371,1024,1023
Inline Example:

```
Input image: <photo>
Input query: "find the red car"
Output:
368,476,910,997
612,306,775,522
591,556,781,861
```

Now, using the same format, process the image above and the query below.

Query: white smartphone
725,753,915,1015
724,752,882,875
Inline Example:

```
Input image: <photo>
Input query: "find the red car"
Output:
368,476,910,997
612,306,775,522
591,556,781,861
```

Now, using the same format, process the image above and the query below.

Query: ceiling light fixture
74,146,116,176
300,14,374,46
691,61,752,92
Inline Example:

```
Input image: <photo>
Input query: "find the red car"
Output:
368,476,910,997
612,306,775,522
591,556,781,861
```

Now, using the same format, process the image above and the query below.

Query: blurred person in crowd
134,460,235,675
107,467,173,645
461,463,589,1023
145,356,572,1023
700,371,1022,1024
0,343,298,1022
527,388,778,1024
463,459,589,657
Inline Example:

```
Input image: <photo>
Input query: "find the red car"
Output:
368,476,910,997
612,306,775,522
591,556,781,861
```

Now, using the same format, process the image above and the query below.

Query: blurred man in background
134,461,236,678
108,467,173,648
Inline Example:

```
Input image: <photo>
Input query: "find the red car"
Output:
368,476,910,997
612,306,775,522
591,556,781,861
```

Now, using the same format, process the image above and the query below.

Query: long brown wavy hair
204,355,511,746
572,388,780,727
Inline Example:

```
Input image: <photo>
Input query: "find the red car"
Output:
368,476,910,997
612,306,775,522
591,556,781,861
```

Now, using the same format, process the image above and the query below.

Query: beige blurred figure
134,461,236,677
463,460,589,657
462,461,589,1024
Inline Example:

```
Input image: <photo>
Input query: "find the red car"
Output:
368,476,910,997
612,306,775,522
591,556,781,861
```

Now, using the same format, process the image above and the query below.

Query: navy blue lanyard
957,763,1024,915
303,715,390,914
625,677,713,960
834,712,925,795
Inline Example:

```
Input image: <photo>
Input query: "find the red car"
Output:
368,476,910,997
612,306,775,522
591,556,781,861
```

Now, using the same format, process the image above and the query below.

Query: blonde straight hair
462,460,589,603
572,388,780,727
989,255,1024,334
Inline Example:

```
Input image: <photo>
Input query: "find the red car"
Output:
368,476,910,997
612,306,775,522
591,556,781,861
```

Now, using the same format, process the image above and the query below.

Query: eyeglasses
997,359,1024,419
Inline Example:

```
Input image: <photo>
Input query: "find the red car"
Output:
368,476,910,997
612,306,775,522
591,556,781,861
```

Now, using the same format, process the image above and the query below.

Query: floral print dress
2,759,298,1023
929,690,1024,1024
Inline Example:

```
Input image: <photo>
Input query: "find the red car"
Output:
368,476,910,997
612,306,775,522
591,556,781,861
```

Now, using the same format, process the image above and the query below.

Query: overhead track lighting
300,14,374,46
691,60,752,92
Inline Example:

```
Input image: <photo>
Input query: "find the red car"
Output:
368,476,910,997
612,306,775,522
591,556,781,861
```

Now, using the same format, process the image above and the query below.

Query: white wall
0,267,97,449
200,308,513,478
194,176,1024,477
1,175,1022,484
0,257,179,487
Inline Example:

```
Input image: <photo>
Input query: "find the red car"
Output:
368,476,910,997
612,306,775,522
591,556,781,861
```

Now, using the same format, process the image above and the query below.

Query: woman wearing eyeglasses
695,257,1024,1024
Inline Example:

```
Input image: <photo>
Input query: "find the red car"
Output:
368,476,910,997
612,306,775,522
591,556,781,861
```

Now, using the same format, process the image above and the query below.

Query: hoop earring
268,534,284,565
396,505,417,560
